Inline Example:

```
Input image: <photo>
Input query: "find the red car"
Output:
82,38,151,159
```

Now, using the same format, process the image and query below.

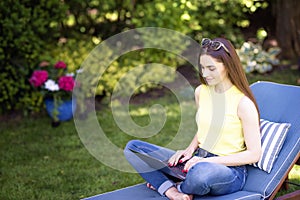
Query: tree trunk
274,0,300,60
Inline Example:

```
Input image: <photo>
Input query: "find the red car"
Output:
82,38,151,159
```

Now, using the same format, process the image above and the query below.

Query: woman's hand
168,149,194,166
183,156,203,172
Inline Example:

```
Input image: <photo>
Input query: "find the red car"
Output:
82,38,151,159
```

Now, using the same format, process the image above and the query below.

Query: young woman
124,38,262,200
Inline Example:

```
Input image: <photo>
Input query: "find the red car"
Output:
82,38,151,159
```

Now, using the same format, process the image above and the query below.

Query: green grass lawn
0,66,299,199
0,114,143,200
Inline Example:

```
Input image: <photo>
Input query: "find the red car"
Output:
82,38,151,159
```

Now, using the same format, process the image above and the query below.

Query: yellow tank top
196,84,246,156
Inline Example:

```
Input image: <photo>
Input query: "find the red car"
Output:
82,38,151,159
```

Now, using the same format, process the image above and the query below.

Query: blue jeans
124,140,247,196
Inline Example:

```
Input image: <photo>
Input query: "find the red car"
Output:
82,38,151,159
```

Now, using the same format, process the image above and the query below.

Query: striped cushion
252,119,291,173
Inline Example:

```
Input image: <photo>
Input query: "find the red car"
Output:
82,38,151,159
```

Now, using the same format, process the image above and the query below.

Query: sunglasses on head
201,38,230,54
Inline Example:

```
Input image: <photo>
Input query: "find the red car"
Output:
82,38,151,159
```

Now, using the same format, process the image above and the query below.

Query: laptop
129,148,187,180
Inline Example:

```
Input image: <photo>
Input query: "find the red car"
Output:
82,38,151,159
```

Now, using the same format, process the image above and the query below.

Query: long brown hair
199,37,260,117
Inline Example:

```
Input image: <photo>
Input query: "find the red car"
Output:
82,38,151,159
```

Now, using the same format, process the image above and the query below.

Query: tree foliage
0,0,275,114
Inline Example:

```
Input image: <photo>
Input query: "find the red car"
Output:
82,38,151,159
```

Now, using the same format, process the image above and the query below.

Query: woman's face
199,55,229,86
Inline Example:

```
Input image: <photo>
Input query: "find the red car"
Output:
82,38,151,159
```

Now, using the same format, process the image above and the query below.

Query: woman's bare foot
165,187,193,200
146,183,156,191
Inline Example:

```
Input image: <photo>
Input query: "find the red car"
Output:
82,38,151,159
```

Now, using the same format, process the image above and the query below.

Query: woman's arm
185,96,262,169
183,85,203,156
168,86,202,165
194,85,201,109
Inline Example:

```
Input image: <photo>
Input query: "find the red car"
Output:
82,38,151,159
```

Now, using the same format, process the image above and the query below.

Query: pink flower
54,61,67,69
29,70,48,87
58,76,75,91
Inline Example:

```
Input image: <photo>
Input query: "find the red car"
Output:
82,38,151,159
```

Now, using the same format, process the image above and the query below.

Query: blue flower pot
44,98,76,121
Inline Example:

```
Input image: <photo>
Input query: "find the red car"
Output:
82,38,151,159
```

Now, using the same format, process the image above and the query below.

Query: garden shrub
0,0,67,114
237,41,281,73
1,0,272,115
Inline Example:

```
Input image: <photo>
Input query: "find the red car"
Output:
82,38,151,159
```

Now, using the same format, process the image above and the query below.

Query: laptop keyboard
171,163,186,175
163,161,187,177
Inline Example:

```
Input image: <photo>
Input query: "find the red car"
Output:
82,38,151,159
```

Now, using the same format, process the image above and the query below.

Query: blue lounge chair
85,81,300,200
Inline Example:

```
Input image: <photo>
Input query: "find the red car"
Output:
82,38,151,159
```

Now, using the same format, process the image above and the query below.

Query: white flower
243,42,251,49
76,69,84,73
247,60,257,67
66,72,75,77
45,79,59,91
